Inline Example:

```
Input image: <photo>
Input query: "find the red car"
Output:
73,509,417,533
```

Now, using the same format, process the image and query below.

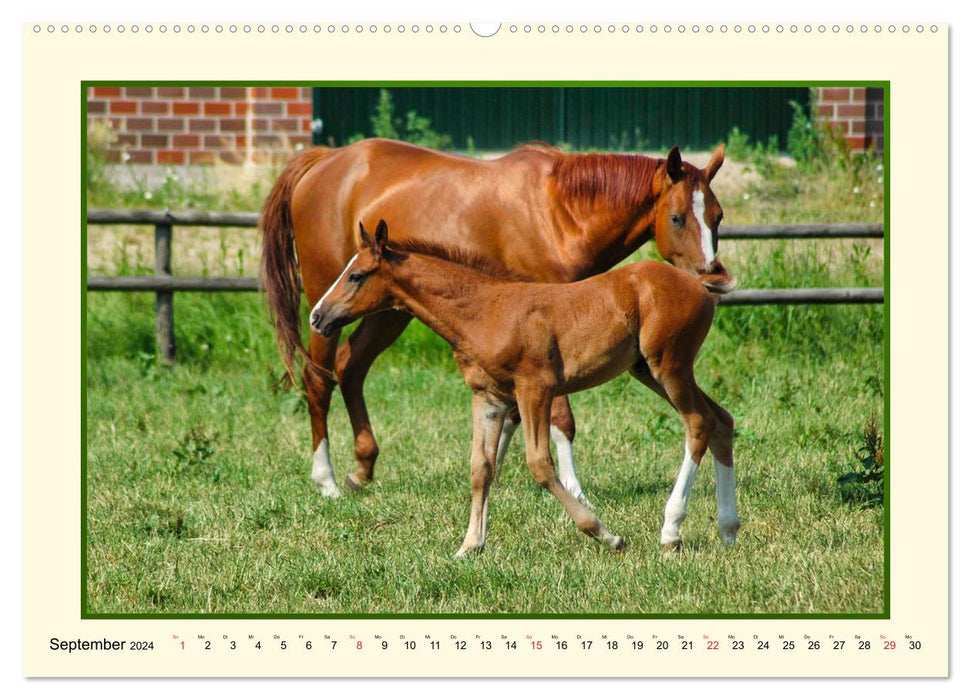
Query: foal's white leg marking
310,253,359,318
310,438,341,498
714,458,739,546
493,417,518,479
660,444,701,546
551,425,591,507
692,189,716,266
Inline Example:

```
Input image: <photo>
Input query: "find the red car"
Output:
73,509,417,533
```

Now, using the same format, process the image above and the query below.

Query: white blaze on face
692,189,716,266
310,253,359,320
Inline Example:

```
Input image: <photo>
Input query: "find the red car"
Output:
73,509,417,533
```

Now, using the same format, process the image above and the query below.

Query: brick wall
87,86,313,166
813,87,884,155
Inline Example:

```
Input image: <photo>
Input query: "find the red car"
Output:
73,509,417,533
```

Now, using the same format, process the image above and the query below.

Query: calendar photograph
22,22,947,678
82,82,886,617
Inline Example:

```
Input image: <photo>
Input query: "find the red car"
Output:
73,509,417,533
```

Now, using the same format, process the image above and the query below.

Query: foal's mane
384,239,528,281
547,150,664,210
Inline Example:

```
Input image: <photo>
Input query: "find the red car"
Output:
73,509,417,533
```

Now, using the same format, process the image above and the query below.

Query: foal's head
309,220,396,338
654,145,736,292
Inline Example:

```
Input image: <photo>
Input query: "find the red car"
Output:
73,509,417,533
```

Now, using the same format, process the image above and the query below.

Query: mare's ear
359,221,374,249
705,143,725,181
666,146,684,183
374,219,389,256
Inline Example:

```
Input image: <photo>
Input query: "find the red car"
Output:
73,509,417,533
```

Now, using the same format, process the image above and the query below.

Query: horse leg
334,309,412,491
306,332,341,497
652,367,716,549
631,361,739,548
550,396,590,506
702,391,739,546
454,393,510,558
493,408,521,481
517,388,624,551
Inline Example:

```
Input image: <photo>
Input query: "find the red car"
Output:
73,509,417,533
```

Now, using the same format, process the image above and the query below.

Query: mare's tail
259,147,331,388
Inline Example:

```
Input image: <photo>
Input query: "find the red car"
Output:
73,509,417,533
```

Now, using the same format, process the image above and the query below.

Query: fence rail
86,210,885,362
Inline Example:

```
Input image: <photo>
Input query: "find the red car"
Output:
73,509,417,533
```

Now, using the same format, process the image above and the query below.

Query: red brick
236,134,248,148
140,101,169,115
234,101,251,116
158,87,186,98
270,118,299,132
189,151,217,165
189,119,216,132
220,150,245,165
254,102,283,116
301,118,311,132
204,101,232,116
287,101,312,117
815,104,834,118
290,134,311,148
829,120,849,135
252,119,268,131
821,88,850,102
125,117,153,130
114,134,138,148
173,101,200,115
141,134,169,148
849,120,866,135
251,87,269,99
157,118,186,131
172,134,200,148
157,150,186,165
125,86,154,98
220,87,247,99
109,101,138,114
204,134,233,148
845,136,866,151
837,104,866,118
852,88,868,101
88,101,107,114
219,118,246,132
119,149,152,164
93,86,122,98
270,87,299,100
189,87,216,99
300,87,313,100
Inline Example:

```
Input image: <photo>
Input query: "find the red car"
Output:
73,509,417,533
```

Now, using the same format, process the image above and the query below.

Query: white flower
869,201,876,208
121,152,131,163
877,176,883,184
852,186,861,195
742,193,751,201
144,191,153,200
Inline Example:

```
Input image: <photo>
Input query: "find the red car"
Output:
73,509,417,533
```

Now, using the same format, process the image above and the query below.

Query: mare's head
653,144,736,293
309,220,396,337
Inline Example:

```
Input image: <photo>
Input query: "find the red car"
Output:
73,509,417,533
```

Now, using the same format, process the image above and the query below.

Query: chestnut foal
311,221,739,557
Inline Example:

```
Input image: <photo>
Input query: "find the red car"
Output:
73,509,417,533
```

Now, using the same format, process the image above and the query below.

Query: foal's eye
670,213,685,226
348,272,364,283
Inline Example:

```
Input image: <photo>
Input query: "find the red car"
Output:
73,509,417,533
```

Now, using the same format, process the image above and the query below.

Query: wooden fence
86,209,885,362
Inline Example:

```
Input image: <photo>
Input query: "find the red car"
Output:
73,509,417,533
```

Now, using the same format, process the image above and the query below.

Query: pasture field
85,232,885,616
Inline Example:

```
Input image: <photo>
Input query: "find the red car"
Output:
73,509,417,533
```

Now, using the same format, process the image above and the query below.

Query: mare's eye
670,213,685,226
348,272,364,283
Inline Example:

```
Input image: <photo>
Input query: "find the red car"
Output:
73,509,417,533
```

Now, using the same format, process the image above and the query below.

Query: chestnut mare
260,138,733,500
310,221,738,556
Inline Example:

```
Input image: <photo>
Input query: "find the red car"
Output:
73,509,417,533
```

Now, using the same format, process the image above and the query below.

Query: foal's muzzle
310,307,350,338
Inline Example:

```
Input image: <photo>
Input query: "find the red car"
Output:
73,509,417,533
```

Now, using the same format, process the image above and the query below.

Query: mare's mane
384,239,529,281
548,151,664,210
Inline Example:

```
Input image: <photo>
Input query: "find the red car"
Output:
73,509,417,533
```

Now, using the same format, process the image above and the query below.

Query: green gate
311,86,810,152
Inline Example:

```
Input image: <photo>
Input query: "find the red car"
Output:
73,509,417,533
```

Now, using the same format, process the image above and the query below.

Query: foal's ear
666,146,684,183
358,221,374,248
374,219,389,253
705,143,725,181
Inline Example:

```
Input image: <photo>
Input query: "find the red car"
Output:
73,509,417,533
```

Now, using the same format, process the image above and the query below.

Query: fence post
154,223,175,363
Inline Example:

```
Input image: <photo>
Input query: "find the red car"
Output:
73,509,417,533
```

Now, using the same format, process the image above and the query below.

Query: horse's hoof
453,545,484,560
660,535,683,551
608,535,627,552
343,474,367,492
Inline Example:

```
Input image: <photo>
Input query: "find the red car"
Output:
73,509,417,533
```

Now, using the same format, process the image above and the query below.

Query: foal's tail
259,147,331,388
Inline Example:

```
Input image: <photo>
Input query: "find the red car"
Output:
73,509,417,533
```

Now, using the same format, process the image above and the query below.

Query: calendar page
22,21,947,677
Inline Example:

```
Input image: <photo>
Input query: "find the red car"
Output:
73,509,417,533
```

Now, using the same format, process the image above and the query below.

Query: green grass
85,278,884,616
